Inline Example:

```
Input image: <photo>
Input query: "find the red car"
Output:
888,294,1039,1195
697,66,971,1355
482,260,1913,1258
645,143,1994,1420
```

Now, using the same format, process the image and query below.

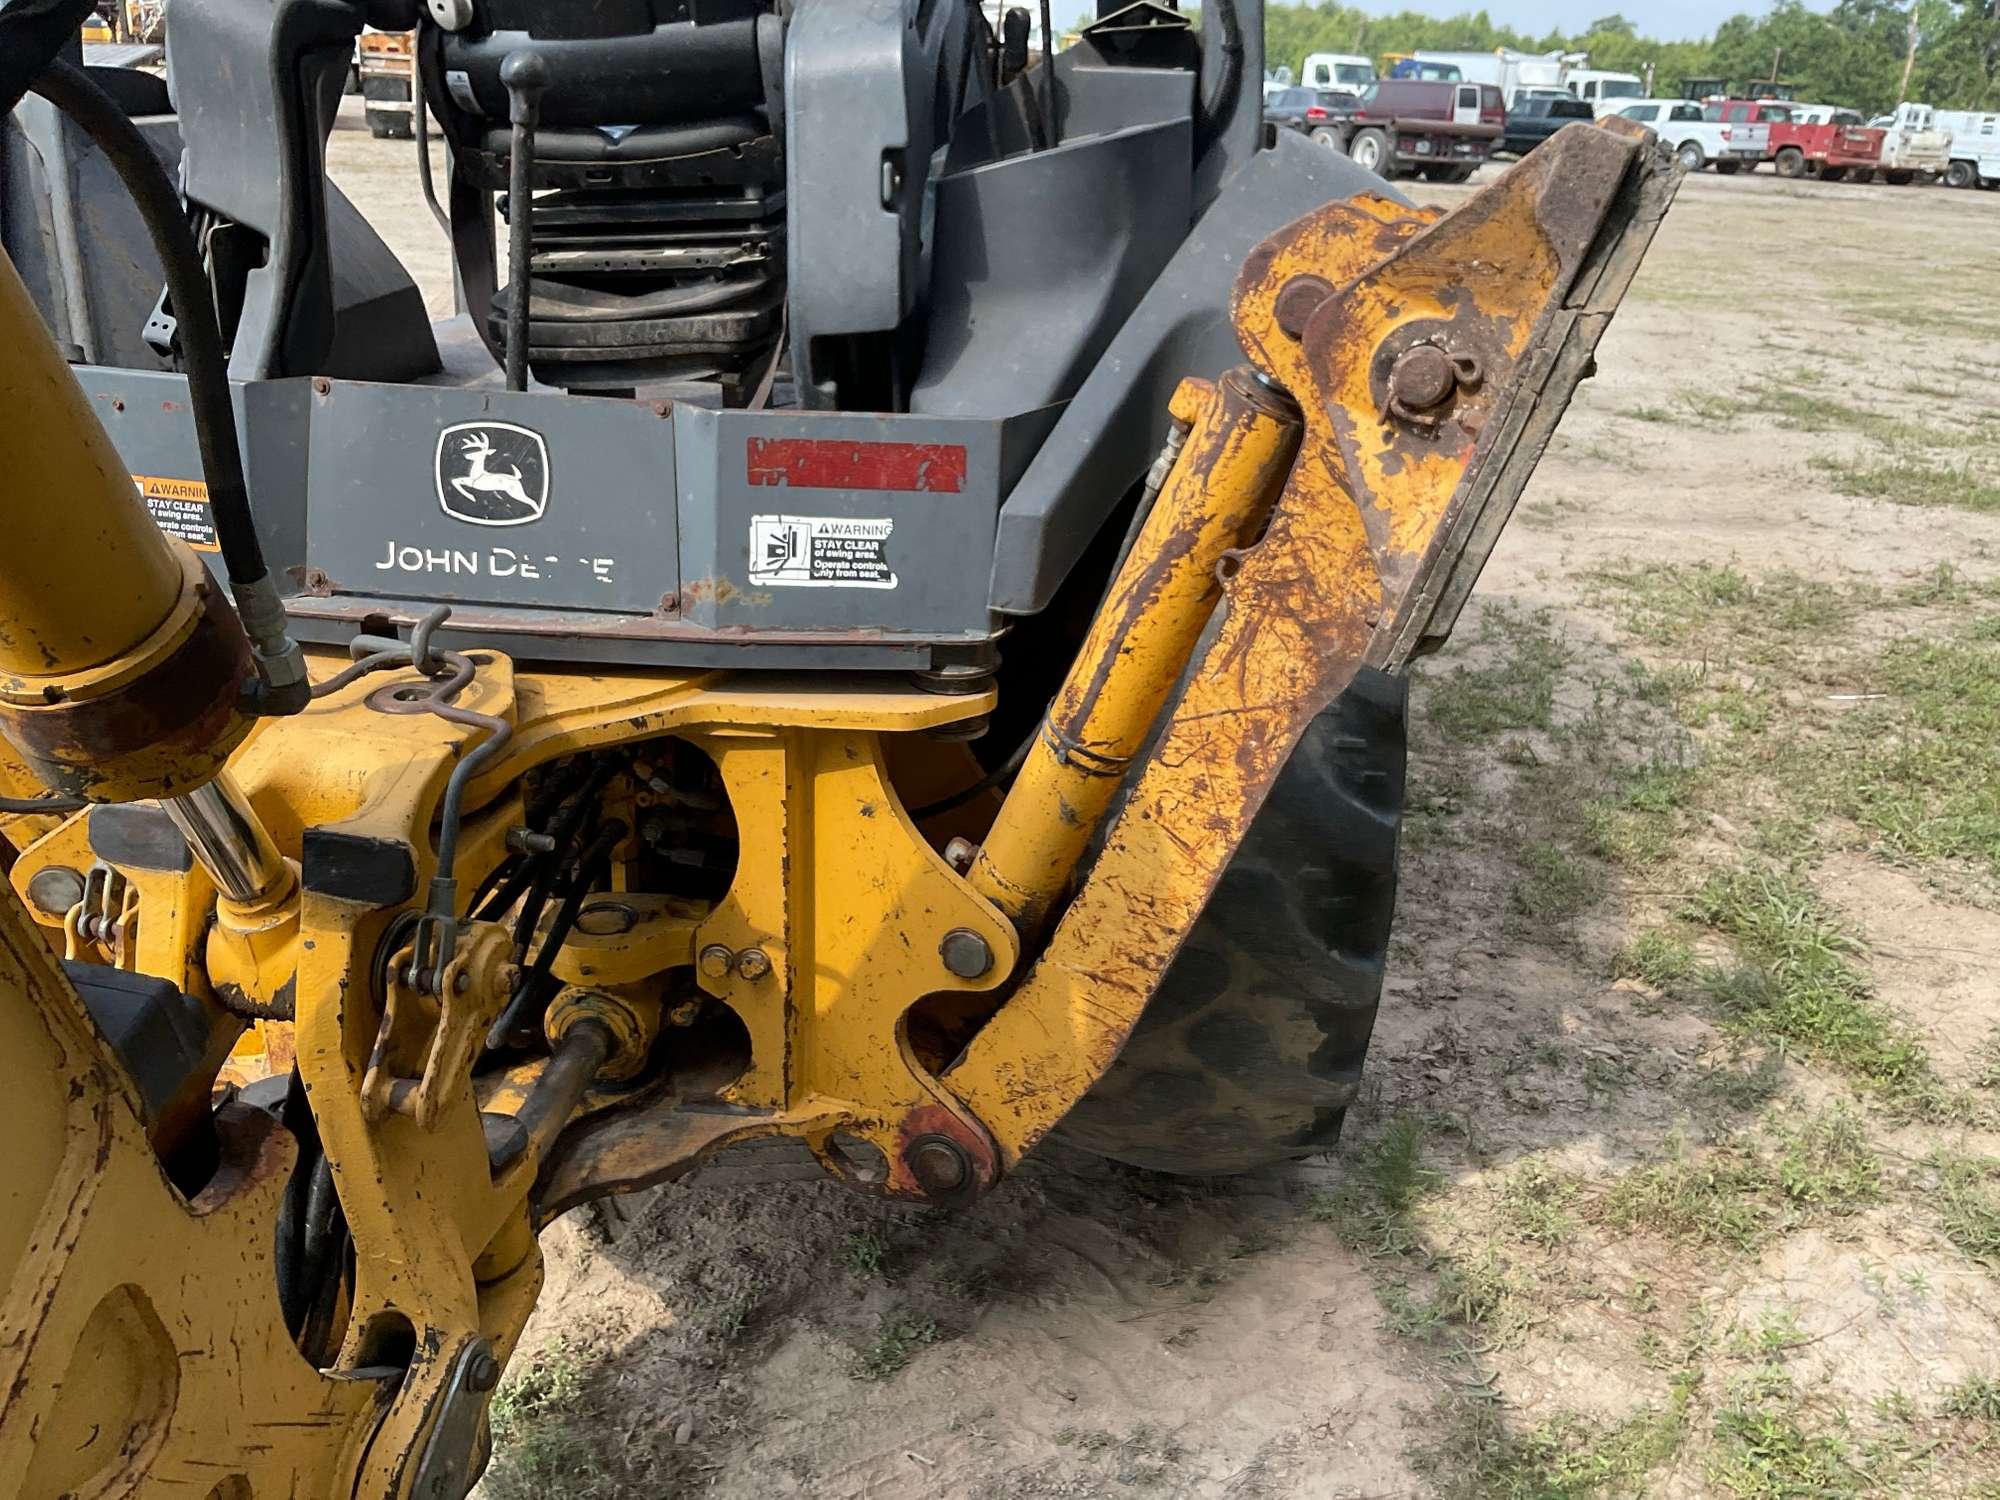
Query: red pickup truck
1333,78,1504,182
1766,107,1886,182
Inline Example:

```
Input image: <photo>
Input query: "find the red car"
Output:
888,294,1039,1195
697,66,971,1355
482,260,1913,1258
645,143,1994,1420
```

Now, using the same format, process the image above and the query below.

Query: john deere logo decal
436,421,548,526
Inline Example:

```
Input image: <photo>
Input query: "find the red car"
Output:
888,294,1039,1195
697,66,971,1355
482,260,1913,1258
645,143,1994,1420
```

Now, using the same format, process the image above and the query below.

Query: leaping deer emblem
450,434,544,524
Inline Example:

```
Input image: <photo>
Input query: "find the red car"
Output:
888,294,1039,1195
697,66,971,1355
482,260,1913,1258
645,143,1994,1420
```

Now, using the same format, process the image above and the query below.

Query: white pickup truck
1877,102,1950,183
1937,110,2000,189
1607,98,1762,173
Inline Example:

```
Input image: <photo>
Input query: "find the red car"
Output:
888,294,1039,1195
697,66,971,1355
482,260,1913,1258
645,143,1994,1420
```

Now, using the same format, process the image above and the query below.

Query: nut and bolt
907,1135,972,1197
942,837,976,873
505,827,557,855
734,947,772,981
939,927,993,980
466,1348,501,1392
698,943,735,979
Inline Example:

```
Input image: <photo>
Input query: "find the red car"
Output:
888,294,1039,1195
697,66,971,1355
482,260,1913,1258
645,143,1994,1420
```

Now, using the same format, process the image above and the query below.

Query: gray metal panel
911,119,1191,418
305,383,679,617
3,102,178,369
675,405,1004,636
69,367,312,581
1054,55,1196,139
987,129,1407,615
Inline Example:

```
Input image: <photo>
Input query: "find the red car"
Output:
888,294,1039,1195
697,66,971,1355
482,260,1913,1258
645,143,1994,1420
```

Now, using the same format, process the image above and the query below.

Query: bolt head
25,865,84,917
698,943,735,979
939,927,993,980
908,1135,971,1196
466,1350,501,1392
1387,343,1458,413
734,947,772,981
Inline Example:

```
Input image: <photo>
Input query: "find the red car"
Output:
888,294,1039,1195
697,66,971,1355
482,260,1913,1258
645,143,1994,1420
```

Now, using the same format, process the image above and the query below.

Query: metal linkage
314,606,513,988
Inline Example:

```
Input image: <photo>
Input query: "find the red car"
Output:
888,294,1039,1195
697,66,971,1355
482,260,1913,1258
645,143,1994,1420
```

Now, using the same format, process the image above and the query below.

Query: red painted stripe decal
746,438,968,494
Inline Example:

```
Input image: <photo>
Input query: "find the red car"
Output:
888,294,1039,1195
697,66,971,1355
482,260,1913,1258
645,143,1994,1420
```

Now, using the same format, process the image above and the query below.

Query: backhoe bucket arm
946,119,1677,1163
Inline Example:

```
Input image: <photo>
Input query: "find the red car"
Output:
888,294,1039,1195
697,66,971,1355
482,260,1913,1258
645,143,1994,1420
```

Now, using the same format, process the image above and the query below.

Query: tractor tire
1058,669,1407,1176
1946,160,1977,189
1675,141,1705,173
1309,126,1344,149
1884,169,1914,185
1349,128,1390,177
1714,159,1741,175
1774,146,1806,178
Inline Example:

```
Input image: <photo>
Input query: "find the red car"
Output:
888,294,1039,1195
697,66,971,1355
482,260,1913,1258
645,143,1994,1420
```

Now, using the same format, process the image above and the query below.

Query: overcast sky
1334,0,1828,43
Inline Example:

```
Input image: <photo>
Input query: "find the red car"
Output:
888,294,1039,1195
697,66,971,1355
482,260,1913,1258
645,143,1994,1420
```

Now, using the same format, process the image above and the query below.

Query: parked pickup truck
1501,94,1595,157
1701,98,1795,173
1334,78,1503,181
1609,98,1761,173
1877,102,1950,183
1765,106,1886,181
1937,110,2000,189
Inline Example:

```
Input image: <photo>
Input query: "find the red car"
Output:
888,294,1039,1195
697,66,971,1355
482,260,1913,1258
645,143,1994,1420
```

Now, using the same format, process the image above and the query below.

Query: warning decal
133,474,218,552
747,514,897,590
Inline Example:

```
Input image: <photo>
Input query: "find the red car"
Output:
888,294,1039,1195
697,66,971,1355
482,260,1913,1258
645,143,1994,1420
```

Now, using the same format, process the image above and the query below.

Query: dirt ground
325,102,2000,1497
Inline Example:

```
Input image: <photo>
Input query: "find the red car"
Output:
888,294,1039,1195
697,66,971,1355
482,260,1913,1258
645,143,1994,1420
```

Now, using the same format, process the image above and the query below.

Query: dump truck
0,0,1674,1493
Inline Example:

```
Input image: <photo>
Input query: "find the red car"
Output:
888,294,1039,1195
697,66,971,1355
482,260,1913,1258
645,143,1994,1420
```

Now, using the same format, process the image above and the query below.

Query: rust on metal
944,120,1681,1166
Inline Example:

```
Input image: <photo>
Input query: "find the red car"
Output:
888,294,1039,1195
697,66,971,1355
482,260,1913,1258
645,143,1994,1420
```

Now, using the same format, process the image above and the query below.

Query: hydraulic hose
27,58,309,715
1194,0,1244,160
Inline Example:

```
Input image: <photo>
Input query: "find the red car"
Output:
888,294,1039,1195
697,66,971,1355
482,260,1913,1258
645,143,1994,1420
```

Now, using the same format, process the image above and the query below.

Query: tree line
1249,0,1999,113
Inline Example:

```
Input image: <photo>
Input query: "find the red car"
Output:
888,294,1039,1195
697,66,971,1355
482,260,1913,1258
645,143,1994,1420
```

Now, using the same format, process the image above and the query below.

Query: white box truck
1411,49,1566,107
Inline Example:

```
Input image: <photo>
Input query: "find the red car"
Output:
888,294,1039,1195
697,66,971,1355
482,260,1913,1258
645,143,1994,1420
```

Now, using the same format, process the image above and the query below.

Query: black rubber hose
1194,0,1244,159
28,59,272,594
0,794,88,815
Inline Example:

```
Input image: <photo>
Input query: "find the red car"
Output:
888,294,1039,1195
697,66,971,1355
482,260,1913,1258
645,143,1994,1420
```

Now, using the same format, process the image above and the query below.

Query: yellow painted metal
0,247,181,678
0,119,1671,1498
0,877,380,1498
966,368,1301,933
947,121,1675,1163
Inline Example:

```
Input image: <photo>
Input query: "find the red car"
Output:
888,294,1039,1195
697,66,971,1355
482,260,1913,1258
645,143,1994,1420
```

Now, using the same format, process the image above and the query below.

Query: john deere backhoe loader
0,0,1673,1492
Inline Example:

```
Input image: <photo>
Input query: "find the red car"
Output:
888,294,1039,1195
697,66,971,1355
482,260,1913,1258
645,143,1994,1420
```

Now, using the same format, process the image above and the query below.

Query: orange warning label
133,474,218,552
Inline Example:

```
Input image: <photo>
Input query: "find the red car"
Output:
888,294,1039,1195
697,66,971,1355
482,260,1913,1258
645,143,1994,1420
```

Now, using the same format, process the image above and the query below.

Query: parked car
1263,86,1358,144
1501,94,1595,156
1609,98,1760,173
1328,78,1503,181
1936,110,2000,189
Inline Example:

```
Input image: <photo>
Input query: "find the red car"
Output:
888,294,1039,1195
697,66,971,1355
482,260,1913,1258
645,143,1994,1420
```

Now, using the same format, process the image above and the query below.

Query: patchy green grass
1930,1154,2000,1269
1307,1115,1442,1258
1510,839,1602,923
1498,1162,1582,1247
1430,609,1570,742
838,1229,888,1277
486,1342,612,1500
1811,453,2000,513
1600,1107,1879,1251
1585,562,1870,654
1940,1373,2000,1424
1687,868,1951,1114
1796,638,2000,879
1709,1371,1875,1498
850,1315,940,1380
1615,929,1699,988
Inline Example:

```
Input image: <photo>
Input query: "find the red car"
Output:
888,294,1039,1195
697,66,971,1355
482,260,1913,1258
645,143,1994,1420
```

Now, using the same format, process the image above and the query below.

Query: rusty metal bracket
944,120,1679,1167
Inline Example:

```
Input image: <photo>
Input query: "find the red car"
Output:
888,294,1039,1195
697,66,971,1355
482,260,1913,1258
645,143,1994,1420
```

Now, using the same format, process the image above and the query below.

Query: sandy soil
324,101,2000,1497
